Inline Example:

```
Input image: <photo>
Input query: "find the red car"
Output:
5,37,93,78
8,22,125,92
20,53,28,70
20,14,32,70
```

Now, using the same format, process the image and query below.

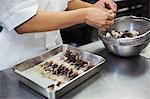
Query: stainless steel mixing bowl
98,16,150,57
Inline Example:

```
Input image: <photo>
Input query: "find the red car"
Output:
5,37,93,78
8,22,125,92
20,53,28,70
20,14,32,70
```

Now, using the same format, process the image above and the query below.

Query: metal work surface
72,50,150,99
0,45,150,99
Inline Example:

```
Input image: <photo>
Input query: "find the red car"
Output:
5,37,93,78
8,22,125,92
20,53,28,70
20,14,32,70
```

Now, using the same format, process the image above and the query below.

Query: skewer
35,49,94,89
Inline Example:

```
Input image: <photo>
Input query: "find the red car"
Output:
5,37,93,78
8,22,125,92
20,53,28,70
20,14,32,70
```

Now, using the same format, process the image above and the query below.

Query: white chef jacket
0,0,70,71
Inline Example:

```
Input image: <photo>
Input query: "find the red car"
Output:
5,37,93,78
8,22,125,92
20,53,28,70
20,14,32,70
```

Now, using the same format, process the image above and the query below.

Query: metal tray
13,44,105,99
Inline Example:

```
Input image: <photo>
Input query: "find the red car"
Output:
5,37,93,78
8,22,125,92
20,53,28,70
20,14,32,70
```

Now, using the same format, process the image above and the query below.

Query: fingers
101,7,113,14
94,0,105,8
101,20,114,28
100,4,116,19
103,0,117,13
106,13,115,20
84,7,115,30
107,2,117,13
105,20,114,26
94,0,117,13
104,2,111,10
112,2,117,12
100,28,106,31
88,20,114,30
96,20,114,30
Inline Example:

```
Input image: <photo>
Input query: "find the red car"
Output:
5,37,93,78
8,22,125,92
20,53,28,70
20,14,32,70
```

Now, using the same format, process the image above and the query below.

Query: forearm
15,9,86,34
68,0,93,10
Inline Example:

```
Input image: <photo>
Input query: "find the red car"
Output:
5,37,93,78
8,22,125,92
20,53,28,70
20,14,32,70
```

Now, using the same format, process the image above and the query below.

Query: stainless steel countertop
0,41,150,99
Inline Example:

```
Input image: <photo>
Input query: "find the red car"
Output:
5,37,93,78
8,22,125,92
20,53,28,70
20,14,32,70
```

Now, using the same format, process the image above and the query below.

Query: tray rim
13,44,105,98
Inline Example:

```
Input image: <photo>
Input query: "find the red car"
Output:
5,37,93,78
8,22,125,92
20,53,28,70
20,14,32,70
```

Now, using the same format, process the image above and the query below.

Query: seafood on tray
35,49,94,90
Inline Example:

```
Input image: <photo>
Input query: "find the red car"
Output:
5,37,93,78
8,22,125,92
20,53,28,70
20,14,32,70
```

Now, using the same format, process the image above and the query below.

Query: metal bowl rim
99,16,150,42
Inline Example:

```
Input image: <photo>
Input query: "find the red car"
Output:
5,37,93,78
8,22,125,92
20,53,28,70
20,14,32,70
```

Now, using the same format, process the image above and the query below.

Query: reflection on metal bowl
98,16,150,57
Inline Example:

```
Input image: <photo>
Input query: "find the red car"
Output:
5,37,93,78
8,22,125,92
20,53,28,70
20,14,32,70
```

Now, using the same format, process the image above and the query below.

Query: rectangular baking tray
13,44,105,99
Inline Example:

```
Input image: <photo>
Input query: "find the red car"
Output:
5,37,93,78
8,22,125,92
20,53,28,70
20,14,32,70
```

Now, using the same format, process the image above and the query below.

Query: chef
0,0,117,71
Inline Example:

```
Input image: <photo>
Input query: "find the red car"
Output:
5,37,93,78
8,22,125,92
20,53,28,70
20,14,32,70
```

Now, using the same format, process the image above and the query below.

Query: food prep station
0,0,150,99
11,44,105,99
0,40,150,99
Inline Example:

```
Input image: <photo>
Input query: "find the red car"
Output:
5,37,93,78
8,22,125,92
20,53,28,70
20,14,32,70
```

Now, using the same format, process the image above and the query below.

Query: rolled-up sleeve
0,0,39,31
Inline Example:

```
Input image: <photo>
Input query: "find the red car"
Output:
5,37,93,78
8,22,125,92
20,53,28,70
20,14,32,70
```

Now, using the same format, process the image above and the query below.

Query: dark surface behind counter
0,26,2,32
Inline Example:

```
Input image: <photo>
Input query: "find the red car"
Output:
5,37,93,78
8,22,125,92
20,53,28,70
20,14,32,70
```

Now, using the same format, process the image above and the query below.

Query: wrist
75,8,89,24
80,8,95,24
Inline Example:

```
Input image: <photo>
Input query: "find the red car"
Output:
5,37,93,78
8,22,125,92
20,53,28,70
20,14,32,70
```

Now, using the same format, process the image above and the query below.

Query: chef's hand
84,8,115,31
94,0,117,13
